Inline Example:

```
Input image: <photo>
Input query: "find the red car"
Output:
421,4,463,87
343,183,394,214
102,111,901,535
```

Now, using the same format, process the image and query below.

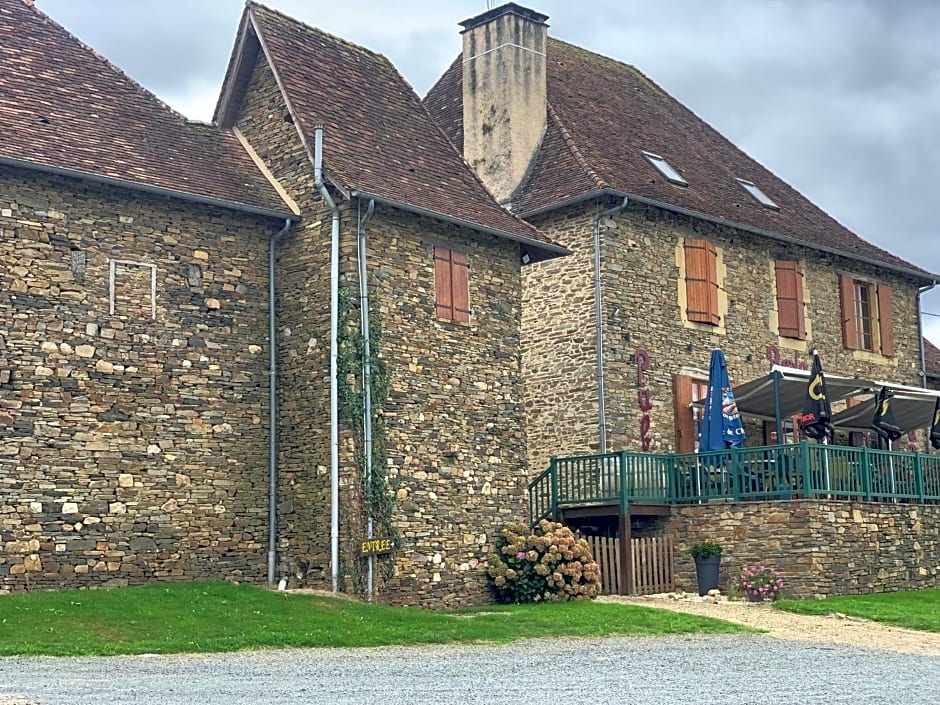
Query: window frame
736,178,779,210
838,274,894,356
642,151,688,187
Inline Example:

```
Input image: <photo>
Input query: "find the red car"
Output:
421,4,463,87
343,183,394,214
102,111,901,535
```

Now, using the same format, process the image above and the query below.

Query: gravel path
602,594,940,656
2,600,938,704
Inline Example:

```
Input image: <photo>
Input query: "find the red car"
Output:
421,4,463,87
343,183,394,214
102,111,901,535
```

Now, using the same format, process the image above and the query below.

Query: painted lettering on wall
766,344,809,371
360,538,394,556
635,348,652,451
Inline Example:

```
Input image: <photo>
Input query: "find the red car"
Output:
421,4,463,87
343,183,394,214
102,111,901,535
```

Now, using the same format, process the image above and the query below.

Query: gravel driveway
2,632,938,705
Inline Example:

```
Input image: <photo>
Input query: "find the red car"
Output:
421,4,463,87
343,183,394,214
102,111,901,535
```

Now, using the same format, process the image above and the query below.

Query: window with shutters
838,274,894,356
433,246,470,324
683,239,720,325
774,260,806,340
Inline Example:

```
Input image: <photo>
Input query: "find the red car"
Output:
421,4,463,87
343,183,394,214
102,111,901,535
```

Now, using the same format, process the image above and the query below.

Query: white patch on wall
109,259,157,319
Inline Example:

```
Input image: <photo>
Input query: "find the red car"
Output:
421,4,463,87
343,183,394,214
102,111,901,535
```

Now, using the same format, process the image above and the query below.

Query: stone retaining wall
667,500,940,597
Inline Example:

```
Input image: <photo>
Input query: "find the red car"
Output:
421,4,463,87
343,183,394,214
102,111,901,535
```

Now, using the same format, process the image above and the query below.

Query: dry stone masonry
1,167,276,591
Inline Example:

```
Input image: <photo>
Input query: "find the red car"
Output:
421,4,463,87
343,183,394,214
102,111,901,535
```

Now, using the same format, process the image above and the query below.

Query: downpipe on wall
917,280,938,451
357,198,376,599
592,197,629,454
315,126,342,593
267,218,293,585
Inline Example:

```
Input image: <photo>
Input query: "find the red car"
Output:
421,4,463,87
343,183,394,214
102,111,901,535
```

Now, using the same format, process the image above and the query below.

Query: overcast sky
36,0,940,349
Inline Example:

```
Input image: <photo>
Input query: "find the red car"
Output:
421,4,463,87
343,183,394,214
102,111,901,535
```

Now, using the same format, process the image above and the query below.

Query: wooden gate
585,535,674,595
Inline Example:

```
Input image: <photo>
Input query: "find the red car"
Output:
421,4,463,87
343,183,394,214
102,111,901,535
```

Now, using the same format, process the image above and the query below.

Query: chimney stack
460,3,549,205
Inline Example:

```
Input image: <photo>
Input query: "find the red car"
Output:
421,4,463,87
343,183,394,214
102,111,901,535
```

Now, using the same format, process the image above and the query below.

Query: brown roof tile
0,0,289,216
425,38,934,279
241,3,562,257
925,338,940,379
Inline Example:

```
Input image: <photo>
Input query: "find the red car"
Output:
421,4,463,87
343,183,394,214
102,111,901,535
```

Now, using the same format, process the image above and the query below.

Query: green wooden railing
529,442,940,525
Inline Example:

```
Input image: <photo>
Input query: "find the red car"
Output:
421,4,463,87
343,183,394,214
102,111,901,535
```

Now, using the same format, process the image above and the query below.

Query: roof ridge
20,0,190,124
547,100,608,190
248,1,390,64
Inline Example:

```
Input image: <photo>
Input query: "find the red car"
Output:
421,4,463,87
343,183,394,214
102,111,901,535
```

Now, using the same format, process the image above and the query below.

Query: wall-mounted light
686,343,694,353
521,252,531,265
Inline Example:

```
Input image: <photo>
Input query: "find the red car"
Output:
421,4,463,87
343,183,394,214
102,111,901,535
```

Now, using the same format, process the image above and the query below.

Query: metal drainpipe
314,126,342,593
267,218,293,586
917,280,938,451
592,197,629,453
357,198,376,599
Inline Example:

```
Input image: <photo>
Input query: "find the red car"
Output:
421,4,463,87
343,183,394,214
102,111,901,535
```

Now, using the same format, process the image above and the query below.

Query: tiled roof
925,338,940,379
229,4,562,257
0,0,290,217
425,38,934,279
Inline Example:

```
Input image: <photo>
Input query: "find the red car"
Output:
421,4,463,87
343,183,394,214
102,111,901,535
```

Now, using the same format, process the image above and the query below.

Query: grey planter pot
693,555,721,596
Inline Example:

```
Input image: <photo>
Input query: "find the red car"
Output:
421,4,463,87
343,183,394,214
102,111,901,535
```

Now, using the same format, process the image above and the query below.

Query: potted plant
737,565,784,602
689,541,723,596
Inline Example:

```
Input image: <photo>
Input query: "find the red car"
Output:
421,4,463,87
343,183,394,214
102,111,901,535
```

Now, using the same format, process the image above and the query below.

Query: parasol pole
772,370,783,446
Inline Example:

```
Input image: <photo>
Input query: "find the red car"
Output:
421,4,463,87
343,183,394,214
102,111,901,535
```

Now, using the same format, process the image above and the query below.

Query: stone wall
601,202,922,455
521,197,925,472
667,500,940,597
236,54,530,606
235,53,335,588
0,165,277,591
367,207,529,607
522,206,600,474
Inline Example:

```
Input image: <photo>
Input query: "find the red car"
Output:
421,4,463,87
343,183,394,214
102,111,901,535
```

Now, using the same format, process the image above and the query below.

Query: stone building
0,0,563,605
424,3,939,473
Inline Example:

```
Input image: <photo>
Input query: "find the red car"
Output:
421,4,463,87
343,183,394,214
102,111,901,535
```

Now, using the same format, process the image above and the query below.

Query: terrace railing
529,442,940,524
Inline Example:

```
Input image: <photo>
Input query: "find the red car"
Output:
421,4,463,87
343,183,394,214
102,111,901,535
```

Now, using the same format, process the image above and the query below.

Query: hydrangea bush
737,564,784,601
486,519,601,603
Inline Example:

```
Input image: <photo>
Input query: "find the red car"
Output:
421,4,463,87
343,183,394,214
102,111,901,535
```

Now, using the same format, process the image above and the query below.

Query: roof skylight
642,151,687,186
736,178,779,209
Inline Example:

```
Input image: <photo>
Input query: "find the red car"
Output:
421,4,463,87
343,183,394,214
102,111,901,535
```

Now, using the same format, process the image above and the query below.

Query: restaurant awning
713,366,872,422
692,366,940,433
829,383,940,433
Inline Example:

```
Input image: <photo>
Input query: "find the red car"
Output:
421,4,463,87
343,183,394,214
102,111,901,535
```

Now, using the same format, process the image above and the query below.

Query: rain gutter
357,198,376,599
349,190,569,259
917,280,938,451
519,188,936,284
314,127,342,594
593,197,629,454
0,155,296,221
267,218,293,585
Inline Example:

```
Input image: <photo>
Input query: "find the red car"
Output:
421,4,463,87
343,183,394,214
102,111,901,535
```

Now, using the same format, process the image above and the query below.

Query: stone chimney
460,3,549,204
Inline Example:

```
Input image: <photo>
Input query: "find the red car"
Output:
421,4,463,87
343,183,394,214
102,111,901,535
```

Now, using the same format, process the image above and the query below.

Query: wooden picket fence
585,535,674,595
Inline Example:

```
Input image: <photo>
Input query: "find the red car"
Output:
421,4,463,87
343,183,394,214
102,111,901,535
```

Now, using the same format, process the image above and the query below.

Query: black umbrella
871,387,903,443
929,396,940,451
799,351,833,440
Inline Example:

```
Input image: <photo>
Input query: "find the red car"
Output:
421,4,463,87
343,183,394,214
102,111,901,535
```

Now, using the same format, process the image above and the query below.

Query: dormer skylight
736,178,779,209
642,151,687,186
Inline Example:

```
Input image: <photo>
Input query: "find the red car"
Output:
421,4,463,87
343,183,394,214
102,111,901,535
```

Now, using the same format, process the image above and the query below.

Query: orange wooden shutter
452,251,470,324
775,260,806,339
838,274,857,349
877,283,895,356
684,239,719,325
434,247,454,320
672,374,694,454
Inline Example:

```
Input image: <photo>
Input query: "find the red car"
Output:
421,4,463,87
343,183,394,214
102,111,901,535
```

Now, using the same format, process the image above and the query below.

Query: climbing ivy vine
336,287,395,588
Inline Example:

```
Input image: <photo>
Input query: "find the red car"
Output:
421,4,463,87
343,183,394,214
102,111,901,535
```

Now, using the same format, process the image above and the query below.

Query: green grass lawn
0,581,749,656
775,589,940,632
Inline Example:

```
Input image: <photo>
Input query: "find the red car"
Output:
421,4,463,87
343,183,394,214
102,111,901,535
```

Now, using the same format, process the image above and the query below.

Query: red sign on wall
635,348,652,451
